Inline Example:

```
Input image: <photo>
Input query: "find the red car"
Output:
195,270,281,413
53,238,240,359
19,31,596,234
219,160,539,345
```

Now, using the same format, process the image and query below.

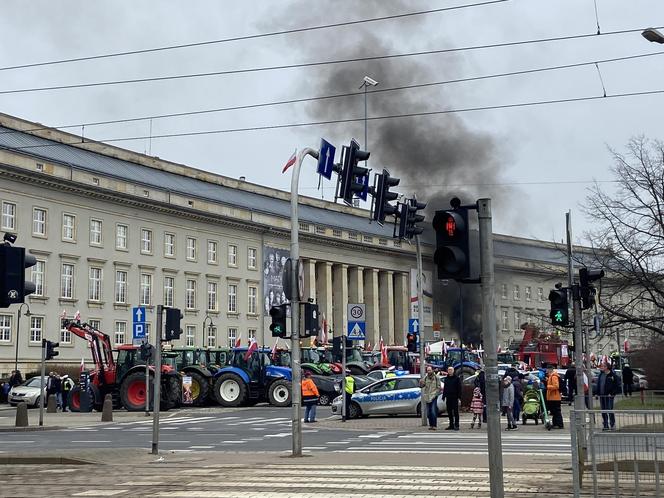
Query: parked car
331,374,445,419
8,376,47,408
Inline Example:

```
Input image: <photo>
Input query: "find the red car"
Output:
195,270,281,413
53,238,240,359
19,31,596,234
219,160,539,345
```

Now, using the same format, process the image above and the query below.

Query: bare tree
583,137,664,337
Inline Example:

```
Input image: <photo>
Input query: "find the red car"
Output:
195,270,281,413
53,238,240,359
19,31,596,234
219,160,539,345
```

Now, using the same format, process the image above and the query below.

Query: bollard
101,394,113,422
46,394,57,413
15,402,29,427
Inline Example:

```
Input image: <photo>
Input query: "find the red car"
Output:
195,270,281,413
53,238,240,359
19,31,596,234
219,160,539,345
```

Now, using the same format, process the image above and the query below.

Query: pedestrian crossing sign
347,321,366,340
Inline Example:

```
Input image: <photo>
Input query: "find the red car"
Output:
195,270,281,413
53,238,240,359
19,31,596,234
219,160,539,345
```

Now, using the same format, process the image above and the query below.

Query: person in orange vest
302,371,320,423
546,364,564,429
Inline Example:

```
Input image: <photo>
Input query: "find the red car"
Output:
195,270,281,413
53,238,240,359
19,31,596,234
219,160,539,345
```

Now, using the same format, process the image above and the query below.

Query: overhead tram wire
7,87,664,151
0,26,660,97
0,0,509,72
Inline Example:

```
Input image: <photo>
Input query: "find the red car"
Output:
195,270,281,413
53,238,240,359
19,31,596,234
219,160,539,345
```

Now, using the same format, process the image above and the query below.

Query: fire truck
516,324,570,368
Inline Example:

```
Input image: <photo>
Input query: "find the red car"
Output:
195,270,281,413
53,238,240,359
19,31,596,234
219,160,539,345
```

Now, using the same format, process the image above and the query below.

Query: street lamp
14,302,31,373
359,76,379,153
202,314,214,348
642,28,664,44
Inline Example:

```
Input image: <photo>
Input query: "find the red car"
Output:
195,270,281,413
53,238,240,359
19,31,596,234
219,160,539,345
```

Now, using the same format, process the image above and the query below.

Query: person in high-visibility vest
386,367,397,390
344,373,355,419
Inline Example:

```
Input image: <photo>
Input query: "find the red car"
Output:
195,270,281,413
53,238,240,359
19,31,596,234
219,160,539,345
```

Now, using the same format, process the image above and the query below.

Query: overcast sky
1,1,663,244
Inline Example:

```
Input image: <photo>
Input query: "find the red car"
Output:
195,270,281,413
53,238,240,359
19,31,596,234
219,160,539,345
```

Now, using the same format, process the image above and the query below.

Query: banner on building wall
410,268,433,326
263,245,290,315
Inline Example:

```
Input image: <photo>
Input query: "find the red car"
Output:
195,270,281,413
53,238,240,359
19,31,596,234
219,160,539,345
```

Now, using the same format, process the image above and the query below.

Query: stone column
332,264,348,339
394,272,409,345
303,258,317,302
363,268,380,348
316,262,333,335
348,266,364,304
379,271,395,345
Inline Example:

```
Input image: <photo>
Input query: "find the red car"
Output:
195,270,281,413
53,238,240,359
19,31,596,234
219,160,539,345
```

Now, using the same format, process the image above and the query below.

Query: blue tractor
212,347,292,407
443,348,483,376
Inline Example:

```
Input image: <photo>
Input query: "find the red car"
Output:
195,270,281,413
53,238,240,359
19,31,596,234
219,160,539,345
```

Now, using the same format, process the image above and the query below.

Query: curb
0,456,92,465
0,426,65,432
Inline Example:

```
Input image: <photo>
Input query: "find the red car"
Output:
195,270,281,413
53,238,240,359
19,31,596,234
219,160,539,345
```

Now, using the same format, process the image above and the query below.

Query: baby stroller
521,387,541,425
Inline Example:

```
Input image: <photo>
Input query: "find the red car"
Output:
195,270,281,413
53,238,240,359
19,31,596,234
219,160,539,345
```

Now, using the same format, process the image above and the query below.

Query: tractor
212,347,292,407
62,319,181,412
167,347,219,406
300,347,343,376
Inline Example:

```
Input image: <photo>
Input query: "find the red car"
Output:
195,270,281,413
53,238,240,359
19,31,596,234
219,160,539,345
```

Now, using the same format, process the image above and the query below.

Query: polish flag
244,338,258,361
234,332,242,349
74,310,81,322
281,149,297,174
80,357,85,374
365,341,371,352
60,309,67,320
318,312,328,344
443,340,449,355
623,339,630,353
271,339,279,361
425,343,431,355
380,337,388,365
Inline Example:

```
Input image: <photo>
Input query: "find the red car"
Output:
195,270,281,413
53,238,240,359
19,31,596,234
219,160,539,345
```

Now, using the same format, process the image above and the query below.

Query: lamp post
202,314,214,348
14,302,31,373
642,28,664,44
359,76,379,152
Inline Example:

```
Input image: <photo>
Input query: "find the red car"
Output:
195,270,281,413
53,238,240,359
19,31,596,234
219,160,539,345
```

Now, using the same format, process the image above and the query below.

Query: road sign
347,321,366,340
347,303,365,322
133,306,146,345
357,173,369,202
317,139,336,180
433,330,441,340
409,318,420,334
133,306,146,323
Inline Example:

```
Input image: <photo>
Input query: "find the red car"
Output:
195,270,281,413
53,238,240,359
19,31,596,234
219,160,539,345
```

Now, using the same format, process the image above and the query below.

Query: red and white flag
60,309,67,320
271,339,279,361
234,332,242,349
443,339,449,355
365,341,371,352
74,310,81,321
80,357,85,374
281,149,297,174
244,338,258,361
425,343,431,355
318,312,328,344
623,339,630,353
380,337,388,365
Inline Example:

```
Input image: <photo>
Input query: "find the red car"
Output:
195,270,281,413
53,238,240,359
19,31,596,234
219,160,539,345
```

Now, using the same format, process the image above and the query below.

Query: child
470,387,484,429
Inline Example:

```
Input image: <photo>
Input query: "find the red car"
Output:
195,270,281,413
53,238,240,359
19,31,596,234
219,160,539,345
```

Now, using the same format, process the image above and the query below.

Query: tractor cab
206,348,229,373
116,346,146,382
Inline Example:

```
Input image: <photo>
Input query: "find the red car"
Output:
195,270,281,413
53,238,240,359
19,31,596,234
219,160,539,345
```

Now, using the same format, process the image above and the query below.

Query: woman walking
302,371,320,423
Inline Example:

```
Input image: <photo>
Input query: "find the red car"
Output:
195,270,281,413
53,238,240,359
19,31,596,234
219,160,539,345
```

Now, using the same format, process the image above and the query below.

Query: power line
298,179,619,189
0,0,509,73
0,26,658,96
6,88,664,151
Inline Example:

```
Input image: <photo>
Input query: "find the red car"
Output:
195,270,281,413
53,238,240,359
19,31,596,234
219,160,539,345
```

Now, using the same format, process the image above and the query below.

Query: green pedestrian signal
548,287,569,326
269,304,288,338
554,310,564,323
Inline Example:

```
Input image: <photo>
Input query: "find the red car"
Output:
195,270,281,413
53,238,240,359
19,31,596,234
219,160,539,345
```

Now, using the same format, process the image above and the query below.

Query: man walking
9,370,23,388
622,363,634,397
420,366,441,430
442,367,462,431
502,376,517,430
597,361,621,430
546,365,564,429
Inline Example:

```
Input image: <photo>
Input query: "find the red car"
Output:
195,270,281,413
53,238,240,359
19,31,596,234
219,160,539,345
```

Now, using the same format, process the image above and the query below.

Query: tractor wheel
68,387,81,412
120,372,150,411
348,402,362,419
268,379,292,407
456,366,476,378
187,371,209,406
213,373,248,407
161,375,181,411
318,393,332,406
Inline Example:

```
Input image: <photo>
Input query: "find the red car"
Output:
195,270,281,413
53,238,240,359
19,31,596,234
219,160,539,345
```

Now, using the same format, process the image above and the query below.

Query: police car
331,374,445,419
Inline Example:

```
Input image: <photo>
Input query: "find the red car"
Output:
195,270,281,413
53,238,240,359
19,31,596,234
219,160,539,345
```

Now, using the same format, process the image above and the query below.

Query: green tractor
300,347,343,375
168,347,229,406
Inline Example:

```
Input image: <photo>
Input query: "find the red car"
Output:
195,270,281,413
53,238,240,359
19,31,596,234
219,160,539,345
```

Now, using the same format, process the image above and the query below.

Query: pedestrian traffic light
371,169,400,224
432,199,471,281
0,240,37,308
301,302,319,338
338,139,370,205
406,333,417,353
397,197,427,240
549,287,569,326
579,267,605,310
164,307,183,341
44,339,59,360
139,342,153,361
269,304,288,338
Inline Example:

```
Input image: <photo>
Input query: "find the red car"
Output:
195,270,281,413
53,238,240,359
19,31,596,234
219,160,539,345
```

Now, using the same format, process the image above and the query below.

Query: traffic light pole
289,147,320,457
477,198,504,498
416,234,427,427
151,305,163,455
39,339,45,427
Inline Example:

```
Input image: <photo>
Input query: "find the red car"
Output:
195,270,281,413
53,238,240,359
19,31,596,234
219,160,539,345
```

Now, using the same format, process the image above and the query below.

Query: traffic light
432,200,470,281
0,243,37,308
44,339,59,360
579,267,605,310
338,139,370,205
269,304,288,338
140,342,154,361
406,333,417,353
397,197,427,240
371,169,400,224
549,287,569,326
164,308,183,341
301,302,319,338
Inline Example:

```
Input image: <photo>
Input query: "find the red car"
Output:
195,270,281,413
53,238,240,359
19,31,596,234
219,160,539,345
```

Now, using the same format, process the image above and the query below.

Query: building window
1,202,16,231
363,235,373,244
501,310,509,331
514,311,521,331
140,273,152,306
141,229,152,254
207,241,218,264
525,286,532,301
29,316,43,343
228,244,238,267
379,238,388,246
299,222,310,232
206,326,217,348
248,285,257,315
247,248,257,269
538,287,544,301
513,285,520,301
90,219,102,245
88,319,101,331
32,260,45,297
60,326,71,344
164,233,175,257
185,279,197,310
164,276,175,308
348,232,358,241
88,267,102,301
332,229,342,238
115,270,127,304
61,263,74,299
114,321,127,345
227,327,237,348
32,208,47,236
248,328,257,341
185,325,195,347
315,226,326,235
116,224,128,250
501,284,507,299
0,315,11,342
207,282,218,312
186,237,197,261
62,213,76,241
228,283,237,313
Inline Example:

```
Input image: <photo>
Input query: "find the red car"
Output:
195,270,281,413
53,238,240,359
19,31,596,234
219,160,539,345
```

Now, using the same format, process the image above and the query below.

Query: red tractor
63,319,181,412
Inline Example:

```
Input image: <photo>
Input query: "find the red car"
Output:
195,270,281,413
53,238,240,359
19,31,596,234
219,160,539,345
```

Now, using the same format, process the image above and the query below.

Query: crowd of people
0,369,74,410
